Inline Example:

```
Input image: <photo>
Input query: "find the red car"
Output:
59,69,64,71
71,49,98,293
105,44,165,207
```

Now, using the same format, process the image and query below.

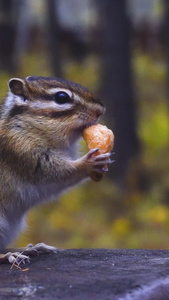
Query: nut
83,124,114,181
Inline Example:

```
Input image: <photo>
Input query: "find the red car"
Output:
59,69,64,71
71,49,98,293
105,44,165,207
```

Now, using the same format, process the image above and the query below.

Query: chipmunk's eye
54,91,71,105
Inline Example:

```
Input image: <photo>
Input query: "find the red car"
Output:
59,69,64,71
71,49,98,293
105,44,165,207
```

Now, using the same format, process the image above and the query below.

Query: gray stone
0,249,169,299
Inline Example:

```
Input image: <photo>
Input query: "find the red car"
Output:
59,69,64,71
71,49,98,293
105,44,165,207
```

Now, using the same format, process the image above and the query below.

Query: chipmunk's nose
96,102,106,117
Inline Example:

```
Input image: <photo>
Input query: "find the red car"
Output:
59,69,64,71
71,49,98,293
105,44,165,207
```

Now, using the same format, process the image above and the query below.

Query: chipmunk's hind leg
22,242,57,256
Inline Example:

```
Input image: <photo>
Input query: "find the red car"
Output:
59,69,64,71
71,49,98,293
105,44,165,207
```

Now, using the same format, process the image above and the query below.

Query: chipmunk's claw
0,252,30,265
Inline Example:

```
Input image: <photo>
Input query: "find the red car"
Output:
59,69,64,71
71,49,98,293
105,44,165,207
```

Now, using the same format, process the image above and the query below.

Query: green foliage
0,73,11,101
139,102,168,152
64,56,100,90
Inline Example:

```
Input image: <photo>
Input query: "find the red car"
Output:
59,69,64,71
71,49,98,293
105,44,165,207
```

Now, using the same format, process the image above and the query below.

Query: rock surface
0,249,169,299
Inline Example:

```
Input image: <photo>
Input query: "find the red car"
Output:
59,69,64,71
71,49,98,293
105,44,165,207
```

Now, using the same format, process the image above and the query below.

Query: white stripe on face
29,100,73,111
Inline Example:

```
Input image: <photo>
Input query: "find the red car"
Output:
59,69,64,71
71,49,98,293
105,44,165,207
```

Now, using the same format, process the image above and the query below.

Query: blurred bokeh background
0,0,168,249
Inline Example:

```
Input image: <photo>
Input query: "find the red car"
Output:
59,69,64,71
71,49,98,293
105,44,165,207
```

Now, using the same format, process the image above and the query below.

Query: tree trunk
46,0,63,77
163,0,169,102
98,0,140,183
0,0,20,72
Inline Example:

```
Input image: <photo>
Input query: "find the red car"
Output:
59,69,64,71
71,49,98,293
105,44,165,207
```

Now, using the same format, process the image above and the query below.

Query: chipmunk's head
3,76,105,147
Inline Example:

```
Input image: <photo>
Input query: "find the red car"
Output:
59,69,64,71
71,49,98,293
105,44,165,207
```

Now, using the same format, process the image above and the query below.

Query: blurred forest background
0,0,168,249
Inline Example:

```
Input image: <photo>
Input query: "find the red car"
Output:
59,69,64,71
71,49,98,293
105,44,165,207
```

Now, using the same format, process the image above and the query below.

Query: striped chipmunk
0,76,112,264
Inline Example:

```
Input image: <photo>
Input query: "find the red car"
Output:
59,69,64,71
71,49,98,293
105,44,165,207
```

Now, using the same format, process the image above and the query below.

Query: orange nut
83,124,114,154
83,124,114,182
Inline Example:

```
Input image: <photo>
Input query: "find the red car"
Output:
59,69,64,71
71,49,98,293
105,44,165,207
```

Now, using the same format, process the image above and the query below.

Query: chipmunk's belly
35,183,65,204
18,182,67,210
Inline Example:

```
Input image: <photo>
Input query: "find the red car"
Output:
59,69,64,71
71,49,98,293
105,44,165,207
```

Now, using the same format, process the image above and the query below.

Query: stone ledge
1,249,169,299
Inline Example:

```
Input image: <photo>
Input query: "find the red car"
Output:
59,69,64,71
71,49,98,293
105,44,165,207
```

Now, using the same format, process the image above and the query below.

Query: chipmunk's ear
8,78,25,96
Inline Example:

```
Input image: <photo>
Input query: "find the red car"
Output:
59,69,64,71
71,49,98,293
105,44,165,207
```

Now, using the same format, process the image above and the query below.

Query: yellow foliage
134,53,166,82
139,103,169,153
20,53,51,77
65,56,100,91
146,205,169,225
112,218,131,238
0,73,10,100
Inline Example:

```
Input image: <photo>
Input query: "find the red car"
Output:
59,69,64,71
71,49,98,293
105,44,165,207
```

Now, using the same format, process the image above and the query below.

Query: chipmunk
0,76,111,264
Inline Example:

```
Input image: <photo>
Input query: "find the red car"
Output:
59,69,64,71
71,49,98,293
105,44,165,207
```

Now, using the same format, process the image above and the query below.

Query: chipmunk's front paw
84,148,112,174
